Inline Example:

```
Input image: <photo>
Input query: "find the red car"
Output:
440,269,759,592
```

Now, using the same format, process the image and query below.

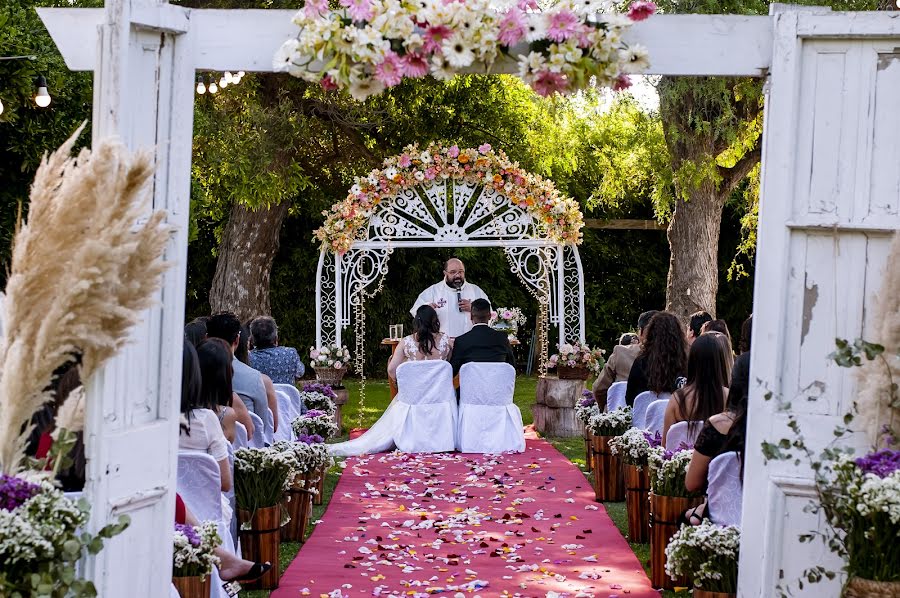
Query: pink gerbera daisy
531,70,569,96
424,25,453,53
320,74,339,91
627,0,656,21
375,52,403,87
498,10,527,46
402,52,430,78
613,74,632,91
339,0,374,22
546,9,580,42
304,0,329,18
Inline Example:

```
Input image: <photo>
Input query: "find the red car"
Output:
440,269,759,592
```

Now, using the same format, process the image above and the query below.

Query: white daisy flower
441,37,475,68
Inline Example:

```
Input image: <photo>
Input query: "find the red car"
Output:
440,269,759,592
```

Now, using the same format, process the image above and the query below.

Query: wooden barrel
591,435,624,501
313,465,327,505
624,463,650,543
171,575,210,598
693,591,737,598
281,471,315,542
582,425,594,473
237,505,282,590
649,492,704,590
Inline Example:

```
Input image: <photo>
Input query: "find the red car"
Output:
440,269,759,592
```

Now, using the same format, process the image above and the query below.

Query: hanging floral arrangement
314,142,584,254
275,0,655,99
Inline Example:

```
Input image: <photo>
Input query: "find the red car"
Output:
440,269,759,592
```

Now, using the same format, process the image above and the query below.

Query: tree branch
718,144,761,195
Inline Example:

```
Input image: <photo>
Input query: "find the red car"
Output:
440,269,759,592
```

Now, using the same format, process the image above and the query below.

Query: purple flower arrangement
174,522,201,547
0,473,41,511
578,390,595,408
855,448,900,478
297,434,325,445
304,409,325,419
302,382,337,400
643,430,663,449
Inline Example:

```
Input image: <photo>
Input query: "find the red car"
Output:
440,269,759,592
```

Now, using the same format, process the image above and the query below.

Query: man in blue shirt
248,316,305,385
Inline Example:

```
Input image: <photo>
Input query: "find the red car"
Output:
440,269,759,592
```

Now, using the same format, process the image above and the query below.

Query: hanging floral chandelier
275,0,655,100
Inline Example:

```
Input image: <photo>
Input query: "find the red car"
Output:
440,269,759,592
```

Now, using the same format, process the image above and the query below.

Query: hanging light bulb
0,98,4,116
224,71,234,84
237,71,245,78
208,81,218,94
219,76,228,89
34,75,51,108
196,75,206,95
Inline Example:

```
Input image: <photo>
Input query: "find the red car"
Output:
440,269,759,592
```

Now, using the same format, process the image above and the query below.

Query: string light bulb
208,81,218,93
34,75,51,108
196,75,206,95
219,76,228,89
0,98,4,116
224,71,234,84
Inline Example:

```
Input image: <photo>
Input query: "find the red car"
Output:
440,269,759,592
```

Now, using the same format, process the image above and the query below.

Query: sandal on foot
222,561,272,583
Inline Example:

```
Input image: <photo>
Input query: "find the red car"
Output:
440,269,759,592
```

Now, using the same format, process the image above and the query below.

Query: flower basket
238,505,281,590
314,365,348,388
624,464,651,543
591,435,624,501
171,575,211,598
281,471,316,543
649,492,704,590
844,578,900,598
558,365,591,380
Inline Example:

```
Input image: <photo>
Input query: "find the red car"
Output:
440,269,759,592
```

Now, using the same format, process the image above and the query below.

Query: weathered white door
741,11,900,596
77,1,194,595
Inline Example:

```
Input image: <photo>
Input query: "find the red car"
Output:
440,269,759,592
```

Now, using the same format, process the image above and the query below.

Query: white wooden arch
314,179,586,350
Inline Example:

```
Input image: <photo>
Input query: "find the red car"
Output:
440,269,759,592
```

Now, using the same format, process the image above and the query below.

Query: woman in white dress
328,305,452,456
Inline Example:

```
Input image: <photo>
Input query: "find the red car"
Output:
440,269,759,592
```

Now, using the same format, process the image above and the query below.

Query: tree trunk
209,201,291,320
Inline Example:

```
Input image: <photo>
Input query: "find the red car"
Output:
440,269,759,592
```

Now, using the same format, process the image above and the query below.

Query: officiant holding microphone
411,258,488,338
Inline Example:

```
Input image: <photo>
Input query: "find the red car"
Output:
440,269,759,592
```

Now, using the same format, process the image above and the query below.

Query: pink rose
334,361,343,369
311,349,320,359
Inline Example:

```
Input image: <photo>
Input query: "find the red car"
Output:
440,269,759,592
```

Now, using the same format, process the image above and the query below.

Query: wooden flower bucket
583,425,594,473
237,505,282,590
843,577,900,598
558,365,590,380
649,492,704,590
313,465,327,506
624,463,651,543
591,435,624,501
171,575,210,598
281,471,316,543
693,591,737,598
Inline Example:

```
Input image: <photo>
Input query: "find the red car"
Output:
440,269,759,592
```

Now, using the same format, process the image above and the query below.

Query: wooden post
533,377,584,437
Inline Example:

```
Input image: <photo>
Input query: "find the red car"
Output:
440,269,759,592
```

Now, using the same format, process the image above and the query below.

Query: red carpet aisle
273,439,657,598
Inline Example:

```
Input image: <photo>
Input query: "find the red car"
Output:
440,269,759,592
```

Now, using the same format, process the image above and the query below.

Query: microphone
454,280,464,312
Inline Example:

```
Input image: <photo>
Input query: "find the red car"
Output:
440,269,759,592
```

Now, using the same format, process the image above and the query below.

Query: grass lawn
241,377,685,597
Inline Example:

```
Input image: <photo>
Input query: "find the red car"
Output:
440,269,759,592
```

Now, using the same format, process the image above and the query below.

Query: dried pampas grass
0,123,173,473
855,232,900,447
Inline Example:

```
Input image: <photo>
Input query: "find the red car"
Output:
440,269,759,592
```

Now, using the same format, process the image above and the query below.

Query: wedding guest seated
704,329,735,383
619,332,638,346
249,316,306,384
207,311,279,434
235,321,279,434
687,310,713,345
179,340,231,493
593,310,657,409
184,317,209,348
700,318,731,342
728,315,752,406
625,311,688,406
197,338,255,442
662,334,729,446
450,299,515,376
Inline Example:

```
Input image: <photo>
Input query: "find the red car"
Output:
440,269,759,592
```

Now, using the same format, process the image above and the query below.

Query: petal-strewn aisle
272,439,657,597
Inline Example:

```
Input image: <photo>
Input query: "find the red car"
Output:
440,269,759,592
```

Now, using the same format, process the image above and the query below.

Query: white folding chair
643,399,669,434
457,363,524,453
246,412,266,448
273,390,297,442
232,422,249,450
393,360,458,453
665,420,704,449
707,451,743,527
632,391,669,429
274,383,307,415
606,381,627,412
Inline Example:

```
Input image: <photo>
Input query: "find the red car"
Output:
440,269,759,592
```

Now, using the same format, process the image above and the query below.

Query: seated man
592,310,656,409
450,299,516,376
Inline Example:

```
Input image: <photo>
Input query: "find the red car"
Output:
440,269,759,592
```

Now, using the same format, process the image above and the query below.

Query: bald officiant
411,258,489,338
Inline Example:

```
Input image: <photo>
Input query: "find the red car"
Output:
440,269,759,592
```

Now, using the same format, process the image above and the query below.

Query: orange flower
457,154,470,164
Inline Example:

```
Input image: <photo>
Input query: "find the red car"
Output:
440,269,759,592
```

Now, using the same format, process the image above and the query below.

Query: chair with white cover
457,363,524,453
171,584,181,598
273,390,297,443
176,451,235,598
246,412,267,448
606,381,627,412
707,451,743,527
393,360,458,453
632,391,670,429
643,399,669,435
274,383,307,415
237,392,274,443
233,422,249,450
665,420,704,449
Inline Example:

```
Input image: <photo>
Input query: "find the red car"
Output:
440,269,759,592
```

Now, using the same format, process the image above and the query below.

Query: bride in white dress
327,305,453,457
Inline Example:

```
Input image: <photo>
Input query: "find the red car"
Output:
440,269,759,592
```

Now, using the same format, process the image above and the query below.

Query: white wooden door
79,1,194,595
741,12,900,597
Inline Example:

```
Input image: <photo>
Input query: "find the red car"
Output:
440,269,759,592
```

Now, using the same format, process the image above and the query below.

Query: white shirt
411,281,488,338
179,408,229,462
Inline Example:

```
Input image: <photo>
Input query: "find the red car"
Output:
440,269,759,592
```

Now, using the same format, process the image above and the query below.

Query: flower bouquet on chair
549,342,605,380
609,428,660,543
586,407,631,501
647,446,705,590
233,447,296,590
272,440,333,543
489,307,527,340
309,344,351,388
172,521,222,598
665,521,740,598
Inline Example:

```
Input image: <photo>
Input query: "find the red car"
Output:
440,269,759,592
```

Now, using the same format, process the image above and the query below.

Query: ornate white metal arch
315,179,586,353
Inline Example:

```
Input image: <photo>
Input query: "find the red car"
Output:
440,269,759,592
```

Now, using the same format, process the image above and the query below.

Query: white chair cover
237,392,274,442
707,451,743,527
224,443,238,548
643,399,668,435
247,412,267,448
632,391,670,429
665,420,704,449
457,363,524,453
606,381,627,412
274,383,307,414
273,390,297,443
233,422,249,450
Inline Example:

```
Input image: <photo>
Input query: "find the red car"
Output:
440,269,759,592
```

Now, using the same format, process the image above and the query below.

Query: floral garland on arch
314,142,585,254
274,0,655,99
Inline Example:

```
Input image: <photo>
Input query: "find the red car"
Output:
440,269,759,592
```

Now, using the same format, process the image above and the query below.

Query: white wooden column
741,12,900,597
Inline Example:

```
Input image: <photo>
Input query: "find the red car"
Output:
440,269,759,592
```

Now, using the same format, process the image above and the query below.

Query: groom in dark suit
450,299,516,376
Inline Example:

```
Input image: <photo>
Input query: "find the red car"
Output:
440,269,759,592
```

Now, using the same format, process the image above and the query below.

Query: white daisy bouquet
648,446,701,497
234,447,297,513
275,0,655,99
575,389,600,425
548,341,606,376
665,521,740,592
609,427,661,466
309,344,351,369
272,440,333,477
298,389,337,416
0,474,129,596
291,410,340,441
172,521,221,580
587,406,631,437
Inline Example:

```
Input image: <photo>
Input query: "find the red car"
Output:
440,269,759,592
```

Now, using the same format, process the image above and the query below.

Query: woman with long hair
196,337,254,442
625,311,688,405
662,333,729,446
387,304,451,380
